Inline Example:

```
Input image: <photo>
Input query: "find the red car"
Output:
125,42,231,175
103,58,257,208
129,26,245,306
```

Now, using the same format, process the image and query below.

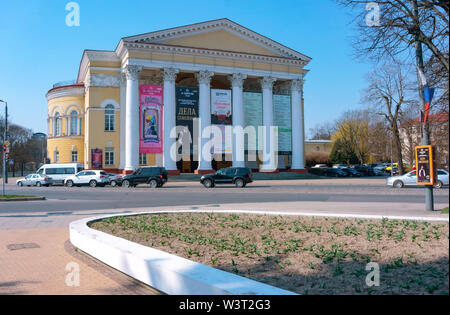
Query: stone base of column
288,169,309,174
195,169,215,175
167,170,181,176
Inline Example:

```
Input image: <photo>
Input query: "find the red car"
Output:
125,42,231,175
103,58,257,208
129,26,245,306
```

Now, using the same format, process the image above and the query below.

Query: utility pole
0,99,7,196
411,0,434,211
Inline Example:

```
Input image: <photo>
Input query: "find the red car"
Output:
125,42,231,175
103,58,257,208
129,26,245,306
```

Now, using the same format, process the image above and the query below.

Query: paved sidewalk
0,228,160,295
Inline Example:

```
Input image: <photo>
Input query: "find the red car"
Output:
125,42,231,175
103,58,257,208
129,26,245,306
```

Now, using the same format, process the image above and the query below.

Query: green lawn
0,195,36,199
442,207,449,214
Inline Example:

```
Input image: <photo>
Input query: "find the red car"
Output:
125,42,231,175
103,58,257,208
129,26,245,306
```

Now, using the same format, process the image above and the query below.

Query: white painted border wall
69,210,298,295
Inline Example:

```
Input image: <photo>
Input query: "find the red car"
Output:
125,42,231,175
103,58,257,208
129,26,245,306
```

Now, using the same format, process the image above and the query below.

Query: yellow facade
47,19,310,172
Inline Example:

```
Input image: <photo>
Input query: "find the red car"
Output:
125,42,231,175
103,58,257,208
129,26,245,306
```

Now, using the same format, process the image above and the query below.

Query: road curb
69,211,298,295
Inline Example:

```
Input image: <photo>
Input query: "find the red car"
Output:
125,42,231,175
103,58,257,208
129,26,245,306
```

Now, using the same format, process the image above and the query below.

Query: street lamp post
0,99,8,196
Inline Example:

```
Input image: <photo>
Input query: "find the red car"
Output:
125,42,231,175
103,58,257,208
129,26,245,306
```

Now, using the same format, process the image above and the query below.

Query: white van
37,163,84,185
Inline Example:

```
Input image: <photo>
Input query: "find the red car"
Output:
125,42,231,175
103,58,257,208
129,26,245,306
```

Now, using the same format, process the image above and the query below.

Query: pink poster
139,85,163,154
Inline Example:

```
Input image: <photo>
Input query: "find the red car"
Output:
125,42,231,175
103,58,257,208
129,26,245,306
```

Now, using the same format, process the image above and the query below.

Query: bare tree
363,63,418,174
337,0,449,73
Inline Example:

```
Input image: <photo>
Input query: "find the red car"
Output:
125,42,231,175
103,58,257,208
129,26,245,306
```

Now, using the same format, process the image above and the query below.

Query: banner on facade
211,89,232,125
243,92,262,151
140,85,163,154
211,89,232,154
273,94,292,153
176,87,199,155
91,149,103,169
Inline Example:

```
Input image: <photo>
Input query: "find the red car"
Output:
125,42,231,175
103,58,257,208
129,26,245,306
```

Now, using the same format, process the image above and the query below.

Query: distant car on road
64,170,110,187
374,163,389,176
121,167,168,188
341,168,362,177
37,163,84,186
200,167,253,188
313,164,328,168
323,168,348,178
106,173,123,187
333,164,348,169
387,169,449,189
16,174,53,187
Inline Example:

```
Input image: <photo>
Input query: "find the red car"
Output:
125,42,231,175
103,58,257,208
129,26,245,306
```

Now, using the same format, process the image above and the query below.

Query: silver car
16,174,53,187
387,169,449,189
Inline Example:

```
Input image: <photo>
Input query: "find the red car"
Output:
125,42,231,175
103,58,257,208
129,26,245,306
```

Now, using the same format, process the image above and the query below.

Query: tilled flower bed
90,213,449,295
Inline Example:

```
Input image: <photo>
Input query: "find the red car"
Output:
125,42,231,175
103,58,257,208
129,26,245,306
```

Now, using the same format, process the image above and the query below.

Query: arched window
54,112,62,136
70,110,79,135
105,105,115,131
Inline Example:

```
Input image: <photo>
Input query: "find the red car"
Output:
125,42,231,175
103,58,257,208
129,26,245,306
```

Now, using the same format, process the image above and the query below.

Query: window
105,105,115,131
105,148,114,166
54,151,59,163
54,112,61,136
316,146,321,151
139,153,147,165
70,110,79,135
72,151,78,163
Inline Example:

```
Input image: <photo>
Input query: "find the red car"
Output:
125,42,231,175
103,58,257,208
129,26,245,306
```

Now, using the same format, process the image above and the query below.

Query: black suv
122,167,168,188
200,167,253,188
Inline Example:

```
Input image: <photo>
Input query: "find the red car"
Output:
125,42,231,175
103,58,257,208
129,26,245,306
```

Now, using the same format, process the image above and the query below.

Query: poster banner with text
243,92,262,151
273,94,292,153
91,149,103,169
211,89,232,154
140,85,163,154
211,89,232,125
176,87,199,155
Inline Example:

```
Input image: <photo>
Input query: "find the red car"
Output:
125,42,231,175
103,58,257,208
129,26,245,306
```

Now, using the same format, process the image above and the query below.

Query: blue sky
0,0,374,137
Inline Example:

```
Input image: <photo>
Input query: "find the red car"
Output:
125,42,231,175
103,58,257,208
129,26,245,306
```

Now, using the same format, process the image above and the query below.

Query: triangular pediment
123,19,311,62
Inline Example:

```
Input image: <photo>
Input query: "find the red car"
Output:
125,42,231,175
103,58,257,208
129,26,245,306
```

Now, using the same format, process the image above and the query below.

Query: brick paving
0,228,159,295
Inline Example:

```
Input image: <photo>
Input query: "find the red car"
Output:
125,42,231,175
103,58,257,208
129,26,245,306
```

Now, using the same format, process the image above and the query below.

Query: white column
291,78,305,170
260,76,277,171
123,65,142,171
229,73,247,167
196,70,214,172
162,68,179,172
119,72,127,170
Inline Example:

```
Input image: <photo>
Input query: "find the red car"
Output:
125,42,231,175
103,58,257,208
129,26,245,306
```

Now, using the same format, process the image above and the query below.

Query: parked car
323,168,348,177
351,165,373,176
341,168,362,177
121,167,168,188
386,169,449,189
313,164,328,168
333,164,348,169
106,173,123,187
37,163,84,185
200,167,253,188
64,170,110,187
16,174,53,187
374,163,389,176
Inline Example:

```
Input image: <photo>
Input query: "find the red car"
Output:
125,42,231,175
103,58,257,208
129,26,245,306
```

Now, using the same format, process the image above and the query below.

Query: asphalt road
1,178,448,214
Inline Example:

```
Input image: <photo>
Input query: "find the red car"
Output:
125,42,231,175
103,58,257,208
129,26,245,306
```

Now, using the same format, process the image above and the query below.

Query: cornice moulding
46,87,85,101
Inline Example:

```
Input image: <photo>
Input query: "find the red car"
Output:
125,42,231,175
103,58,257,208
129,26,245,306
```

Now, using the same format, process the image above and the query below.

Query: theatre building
46,19,311,174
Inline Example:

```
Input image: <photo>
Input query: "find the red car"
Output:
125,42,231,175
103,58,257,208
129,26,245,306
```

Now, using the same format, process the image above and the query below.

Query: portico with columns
49,19,310,174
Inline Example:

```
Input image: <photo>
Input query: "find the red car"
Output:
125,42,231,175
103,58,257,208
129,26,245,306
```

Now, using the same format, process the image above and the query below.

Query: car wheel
433,180,443,189
235,178,245,188
66,180,74,187
122,180,131,188
36,182,42,187
393,180,404,188
149,179,158,188
110,180,117,187
17,182,23,187
203,179,213,188
89,180,98,188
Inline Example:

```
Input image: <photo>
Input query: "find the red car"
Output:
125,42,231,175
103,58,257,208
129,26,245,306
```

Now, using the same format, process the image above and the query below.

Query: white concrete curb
69,210,298,295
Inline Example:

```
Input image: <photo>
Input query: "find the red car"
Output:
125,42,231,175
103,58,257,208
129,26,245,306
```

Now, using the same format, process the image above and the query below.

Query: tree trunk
392,124,405,175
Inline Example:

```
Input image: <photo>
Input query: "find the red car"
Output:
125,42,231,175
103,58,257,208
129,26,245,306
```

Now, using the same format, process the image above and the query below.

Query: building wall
85,85,121,170
47,91,85,164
